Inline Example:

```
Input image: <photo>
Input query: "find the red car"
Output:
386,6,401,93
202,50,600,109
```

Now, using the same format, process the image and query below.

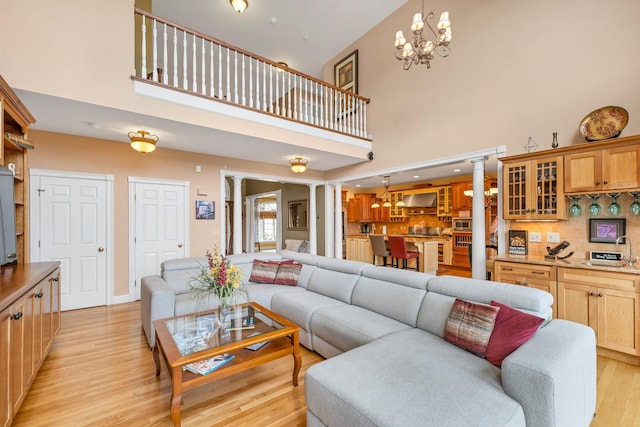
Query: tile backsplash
505,193,639,260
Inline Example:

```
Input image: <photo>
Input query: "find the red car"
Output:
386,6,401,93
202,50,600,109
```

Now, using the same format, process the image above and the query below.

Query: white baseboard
111,294,134,305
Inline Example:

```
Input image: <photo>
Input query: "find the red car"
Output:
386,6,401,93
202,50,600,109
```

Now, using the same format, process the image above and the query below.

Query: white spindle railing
134,8,370,140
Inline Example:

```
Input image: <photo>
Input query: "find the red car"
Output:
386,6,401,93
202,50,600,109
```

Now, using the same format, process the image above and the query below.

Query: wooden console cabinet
0,262,60,427
493,261,557,317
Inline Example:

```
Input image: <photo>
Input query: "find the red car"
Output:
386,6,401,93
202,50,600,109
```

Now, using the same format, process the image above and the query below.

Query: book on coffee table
184,353,234,375
245,332,270,351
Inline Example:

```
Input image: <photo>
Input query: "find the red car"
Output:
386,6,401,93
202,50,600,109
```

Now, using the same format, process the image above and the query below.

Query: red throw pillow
274,262,302,286
444,299,499,358
485,300,545,367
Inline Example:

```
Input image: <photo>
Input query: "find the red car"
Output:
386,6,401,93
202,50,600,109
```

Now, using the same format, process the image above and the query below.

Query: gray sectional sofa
140,250,596,427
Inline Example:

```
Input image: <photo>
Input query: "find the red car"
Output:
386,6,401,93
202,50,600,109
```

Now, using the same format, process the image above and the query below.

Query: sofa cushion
249,259,282,283
485,300,545,367
274,262,302,286
444,298,499,357
306,328,525,427
245,282,306,310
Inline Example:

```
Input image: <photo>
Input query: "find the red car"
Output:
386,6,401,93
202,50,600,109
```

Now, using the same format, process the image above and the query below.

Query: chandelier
394,1,452,70
290,157,308,174
128,130,159,154
230,0,248,14
371,175,405,208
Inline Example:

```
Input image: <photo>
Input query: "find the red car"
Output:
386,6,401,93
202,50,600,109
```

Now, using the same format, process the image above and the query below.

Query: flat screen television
0,165,17,266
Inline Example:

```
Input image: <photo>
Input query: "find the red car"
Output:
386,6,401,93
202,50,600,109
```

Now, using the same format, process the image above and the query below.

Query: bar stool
388,235,420,270
369,234,391,266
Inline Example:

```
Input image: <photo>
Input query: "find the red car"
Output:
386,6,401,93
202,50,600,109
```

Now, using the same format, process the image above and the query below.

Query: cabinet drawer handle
502,267,513,271
595,181,601,185
35,292,44,298
12,312,23,321
532,271,546,275
598,293,603,297
590,292,596,296
53,277,59,282
603,181,608,185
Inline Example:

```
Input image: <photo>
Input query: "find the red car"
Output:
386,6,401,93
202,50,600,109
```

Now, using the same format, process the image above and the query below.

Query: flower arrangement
189,246,244,307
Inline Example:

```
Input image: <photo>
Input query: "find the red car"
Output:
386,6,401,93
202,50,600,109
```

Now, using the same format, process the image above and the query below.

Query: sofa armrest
501,319,596,427
140,275,177,348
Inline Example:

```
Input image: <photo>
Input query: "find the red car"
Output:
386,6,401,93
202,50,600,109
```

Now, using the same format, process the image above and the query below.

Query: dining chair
369,234,391,266
388,235,420,270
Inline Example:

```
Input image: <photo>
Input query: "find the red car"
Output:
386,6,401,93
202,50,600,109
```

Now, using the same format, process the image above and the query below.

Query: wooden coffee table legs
170,367,184,427
292,331,301,387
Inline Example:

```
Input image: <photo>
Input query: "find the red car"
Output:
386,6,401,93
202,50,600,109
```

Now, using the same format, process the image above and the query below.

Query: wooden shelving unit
0,75,36,264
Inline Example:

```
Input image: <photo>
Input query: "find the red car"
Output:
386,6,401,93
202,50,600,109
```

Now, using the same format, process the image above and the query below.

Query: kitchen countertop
492,254,640,275
347,234,451,240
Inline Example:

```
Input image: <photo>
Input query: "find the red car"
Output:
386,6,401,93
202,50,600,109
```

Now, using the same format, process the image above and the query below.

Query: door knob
178,243,183,248
98,247,105,252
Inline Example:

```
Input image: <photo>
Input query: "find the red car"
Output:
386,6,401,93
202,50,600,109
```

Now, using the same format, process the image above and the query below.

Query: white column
334,183,343,259
471,158,487,279
220,176,228,255
325,184,335,258
233,176,243,255
308,183,317,255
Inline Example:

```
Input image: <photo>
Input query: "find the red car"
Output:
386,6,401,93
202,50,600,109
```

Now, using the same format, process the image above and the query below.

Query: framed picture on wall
589,218,625,244
334,50,358,94
195,201,215,220
508,230,528,255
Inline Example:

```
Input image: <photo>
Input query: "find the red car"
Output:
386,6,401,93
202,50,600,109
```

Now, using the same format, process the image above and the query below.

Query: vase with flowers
189,246,244,331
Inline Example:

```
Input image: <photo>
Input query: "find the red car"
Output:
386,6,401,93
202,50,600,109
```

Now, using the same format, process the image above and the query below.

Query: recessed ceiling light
413,175,419,179
356,184,361,187
270,17,278,24
453,168,461,172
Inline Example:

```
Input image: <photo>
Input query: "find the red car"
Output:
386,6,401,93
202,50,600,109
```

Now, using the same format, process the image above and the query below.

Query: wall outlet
529,232,542,243
547,232,560,243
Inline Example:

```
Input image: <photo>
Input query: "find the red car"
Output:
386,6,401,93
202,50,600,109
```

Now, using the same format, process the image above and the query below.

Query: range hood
401,192,437,208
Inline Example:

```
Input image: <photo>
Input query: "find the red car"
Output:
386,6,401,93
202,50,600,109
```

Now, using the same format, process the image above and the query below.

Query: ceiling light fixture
290,157,308,174
277,62,288,73
128,130,159,154
394,0,452,70
230,0,248,14
371,175,404,208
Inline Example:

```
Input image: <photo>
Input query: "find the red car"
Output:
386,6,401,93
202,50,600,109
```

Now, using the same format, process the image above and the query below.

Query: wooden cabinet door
346,198,360,222
597,288,640,355
9,296,27,415
51,271,61,336
451,182,472,212
503,161,529,219
557,282,597,331
602,145,640,190
0,309,11,427
564,150,601,193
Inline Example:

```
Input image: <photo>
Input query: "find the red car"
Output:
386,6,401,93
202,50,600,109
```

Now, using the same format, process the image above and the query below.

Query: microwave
453,217,472,232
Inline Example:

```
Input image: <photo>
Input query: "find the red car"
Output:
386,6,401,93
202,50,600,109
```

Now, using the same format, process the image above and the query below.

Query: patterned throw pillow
444,299,500,358
485,300,544,367
297,241,309,253
274,262,302,286
249,260,280,284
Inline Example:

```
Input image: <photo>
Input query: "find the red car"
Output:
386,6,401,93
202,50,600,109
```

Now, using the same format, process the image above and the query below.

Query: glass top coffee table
152,301,301,426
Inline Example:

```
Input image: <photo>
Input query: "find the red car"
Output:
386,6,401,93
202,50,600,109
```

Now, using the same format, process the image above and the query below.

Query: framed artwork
508,230,528,255
589,218,625,244
195,201,215,220
334,50,358,94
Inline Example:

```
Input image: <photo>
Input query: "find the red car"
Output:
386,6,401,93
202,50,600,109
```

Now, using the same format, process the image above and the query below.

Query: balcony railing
133,8,371,140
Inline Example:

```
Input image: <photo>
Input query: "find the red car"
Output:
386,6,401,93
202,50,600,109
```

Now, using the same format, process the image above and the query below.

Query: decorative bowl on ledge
579,106,629,142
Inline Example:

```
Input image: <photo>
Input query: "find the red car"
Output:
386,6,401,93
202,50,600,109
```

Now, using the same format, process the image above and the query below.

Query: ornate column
232,176,243,255
471,158,487,279
308,183,317,255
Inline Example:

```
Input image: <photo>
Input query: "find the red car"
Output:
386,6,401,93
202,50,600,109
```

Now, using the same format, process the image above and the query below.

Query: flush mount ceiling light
230,0,248,13
128,130,159,154
394,0,452,70
277,62,288,73
290,157,308,174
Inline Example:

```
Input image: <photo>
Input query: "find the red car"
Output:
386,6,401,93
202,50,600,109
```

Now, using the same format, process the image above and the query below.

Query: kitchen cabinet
501,155,566,220
346,237,373,263
451,182,473,213
493,261,557,317
557,267,640,357
0,263,60,427
347,194,375,222
564,144,640,193
1,76,36,265
389,191,405,219
452,232,472,268
437,186,452,218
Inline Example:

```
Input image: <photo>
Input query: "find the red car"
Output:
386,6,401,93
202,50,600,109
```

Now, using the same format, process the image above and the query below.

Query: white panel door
39,176,107,311
134,181,186,299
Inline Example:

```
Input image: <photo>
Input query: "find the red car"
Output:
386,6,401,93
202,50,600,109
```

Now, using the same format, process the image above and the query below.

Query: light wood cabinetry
346,237,373,263
557,267,640,357
501,155,566,220
0,263,60,427
564,144,640,193
452,232,472,268
389,191,405,219
494,261,557,316
1,76,35,265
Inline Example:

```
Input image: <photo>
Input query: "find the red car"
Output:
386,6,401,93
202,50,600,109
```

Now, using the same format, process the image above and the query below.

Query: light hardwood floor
11,301,640,426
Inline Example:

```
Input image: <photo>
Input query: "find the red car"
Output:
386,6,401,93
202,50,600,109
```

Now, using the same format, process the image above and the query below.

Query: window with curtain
257,198,277,243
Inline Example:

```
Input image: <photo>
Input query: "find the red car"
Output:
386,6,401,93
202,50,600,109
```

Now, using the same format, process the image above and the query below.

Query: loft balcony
132,8,372,166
